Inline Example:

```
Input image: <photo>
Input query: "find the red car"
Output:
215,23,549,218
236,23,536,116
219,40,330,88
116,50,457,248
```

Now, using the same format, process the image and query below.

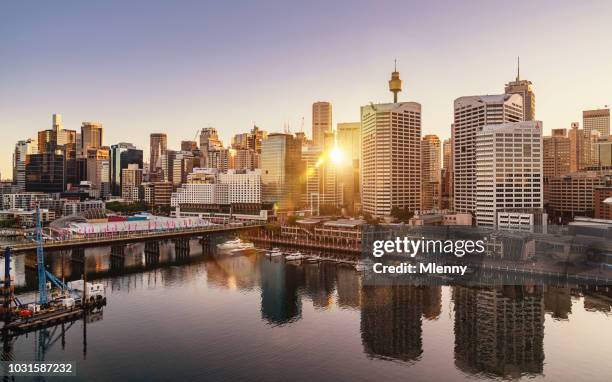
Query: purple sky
1,0,611,178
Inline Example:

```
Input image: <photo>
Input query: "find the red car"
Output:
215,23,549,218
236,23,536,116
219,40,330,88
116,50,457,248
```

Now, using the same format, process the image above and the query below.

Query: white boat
227,242,256,255
355,262,368,272
285,252,305,261
217,239,246,250
266,248,283,257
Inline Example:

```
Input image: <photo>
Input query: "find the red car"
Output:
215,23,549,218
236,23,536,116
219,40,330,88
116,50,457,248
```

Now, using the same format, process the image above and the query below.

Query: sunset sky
1,0,611,178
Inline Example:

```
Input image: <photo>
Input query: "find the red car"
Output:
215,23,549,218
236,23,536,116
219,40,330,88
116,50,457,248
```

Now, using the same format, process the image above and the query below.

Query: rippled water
2,237,611,381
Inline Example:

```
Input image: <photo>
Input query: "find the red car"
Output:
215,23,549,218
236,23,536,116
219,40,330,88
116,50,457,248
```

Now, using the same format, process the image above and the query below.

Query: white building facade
475,121,543,229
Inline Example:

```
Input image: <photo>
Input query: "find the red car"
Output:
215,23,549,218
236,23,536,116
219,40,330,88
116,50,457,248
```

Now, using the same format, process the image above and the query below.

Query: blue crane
35,206,48,305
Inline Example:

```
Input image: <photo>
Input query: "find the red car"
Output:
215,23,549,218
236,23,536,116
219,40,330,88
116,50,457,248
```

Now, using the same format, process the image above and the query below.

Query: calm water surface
2,237,611,381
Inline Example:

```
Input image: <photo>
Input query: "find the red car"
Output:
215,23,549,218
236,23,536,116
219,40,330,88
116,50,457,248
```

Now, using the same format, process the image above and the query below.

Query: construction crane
35,206,48,305
34,206,78,306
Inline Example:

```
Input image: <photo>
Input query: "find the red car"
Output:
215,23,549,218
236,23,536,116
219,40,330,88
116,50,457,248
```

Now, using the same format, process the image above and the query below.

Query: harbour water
2,236,611,381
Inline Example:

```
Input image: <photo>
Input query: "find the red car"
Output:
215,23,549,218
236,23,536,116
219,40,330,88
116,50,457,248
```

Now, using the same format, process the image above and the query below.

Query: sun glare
329,146,345,166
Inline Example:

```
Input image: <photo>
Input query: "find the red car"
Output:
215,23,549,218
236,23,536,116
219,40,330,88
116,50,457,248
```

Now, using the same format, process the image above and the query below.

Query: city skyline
2,1,612,178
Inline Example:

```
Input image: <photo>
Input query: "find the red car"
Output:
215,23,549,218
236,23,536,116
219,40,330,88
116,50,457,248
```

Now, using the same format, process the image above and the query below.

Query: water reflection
5,238,612,381
453,286,545,378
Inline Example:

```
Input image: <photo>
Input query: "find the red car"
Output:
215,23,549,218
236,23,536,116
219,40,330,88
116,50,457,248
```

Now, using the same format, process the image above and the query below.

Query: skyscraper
12,138,37,192
149,133,167,181
475,121,543,228
86,146,110,197
80,121,104,157
452,94,524,214
121,163,143,201
583,108,610,138
312,102,332,148
421,135,441,210
504,57,535,121
441,137,453,209
568,122,586,172
337,122,361,214
261,133,302,210
109,142,143,196
543,129,571,178
361,67,421,218
543,129,570,202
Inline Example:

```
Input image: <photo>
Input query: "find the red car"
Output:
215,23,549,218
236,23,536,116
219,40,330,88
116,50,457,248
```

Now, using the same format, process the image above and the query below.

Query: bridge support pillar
110,245,126,271
174,238,190,261
144,241,160,266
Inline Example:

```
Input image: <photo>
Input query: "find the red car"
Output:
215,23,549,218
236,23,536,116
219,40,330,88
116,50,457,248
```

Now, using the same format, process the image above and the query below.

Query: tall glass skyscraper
110,142,143,196
261,133,302,210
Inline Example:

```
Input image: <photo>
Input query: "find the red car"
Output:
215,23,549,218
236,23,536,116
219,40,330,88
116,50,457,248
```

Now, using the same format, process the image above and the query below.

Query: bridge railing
9,221,264,250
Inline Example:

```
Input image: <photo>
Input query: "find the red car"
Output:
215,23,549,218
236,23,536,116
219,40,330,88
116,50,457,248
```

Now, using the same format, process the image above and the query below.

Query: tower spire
389,60,402,103
516,56,520,81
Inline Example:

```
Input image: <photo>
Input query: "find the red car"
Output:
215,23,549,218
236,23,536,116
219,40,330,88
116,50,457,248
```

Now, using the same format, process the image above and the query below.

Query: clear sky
1,0,611,179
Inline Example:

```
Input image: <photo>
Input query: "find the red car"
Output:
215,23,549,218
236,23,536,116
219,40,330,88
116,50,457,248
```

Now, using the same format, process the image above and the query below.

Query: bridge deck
8,223,263,253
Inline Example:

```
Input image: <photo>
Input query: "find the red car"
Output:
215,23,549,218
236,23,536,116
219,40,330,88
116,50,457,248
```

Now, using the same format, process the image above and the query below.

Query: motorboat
354,262,368,272
285,252,305,261
266,248,283,257
217,239,246,250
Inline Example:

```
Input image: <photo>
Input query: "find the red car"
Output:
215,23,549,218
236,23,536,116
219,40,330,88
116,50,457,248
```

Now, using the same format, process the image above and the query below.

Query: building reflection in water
452,285,545,378
15,241,612,379
260,260,303,325
543,286,572,320
360,284,441,363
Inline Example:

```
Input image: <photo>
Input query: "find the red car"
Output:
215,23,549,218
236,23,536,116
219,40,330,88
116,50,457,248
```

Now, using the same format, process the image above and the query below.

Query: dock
2,308,84,337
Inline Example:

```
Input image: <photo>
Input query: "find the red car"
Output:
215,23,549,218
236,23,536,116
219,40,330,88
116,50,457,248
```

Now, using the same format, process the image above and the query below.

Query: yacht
354,262,368,272
266,248,283,257
285,252,305,261
217,239,245,250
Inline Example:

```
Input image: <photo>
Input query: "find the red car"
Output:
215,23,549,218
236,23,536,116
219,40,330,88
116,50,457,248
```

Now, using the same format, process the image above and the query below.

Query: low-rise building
594,186,612,220
547,172,612,219
62,199,105,216
0,208,55,227
408,210,473,226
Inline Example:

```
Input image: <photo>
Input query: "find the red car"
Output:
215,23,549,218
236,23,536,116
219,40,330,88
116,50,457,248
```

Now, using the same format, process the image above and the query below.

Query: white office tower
475,121,543,229
361,102,421,218
12,138,38,192
452,94,524,214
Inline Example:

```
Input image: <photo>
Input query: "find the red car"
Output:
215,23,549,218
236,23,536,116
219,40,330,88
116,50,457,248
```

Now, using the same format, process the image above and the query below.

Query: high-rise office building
568,122,586,172
421,135,441,210
149,133,167,181
475,121,543,228
583,108,610,138
12,138,38,192
504,58,535,121
86,147,110,197
441,137,453,209
337,122,361,214
199,127,223,168
109,142,143,196
361,68,421,218
121,163,143,201
25,152,65,193
161,149,177,184
80,121,103,157
28,114,78,191
232,125,268,153
172,151,195,186
543,129,571,178
543,129,571,203
261,133,302,210
180,140,198,152
312,102,332,148
452,94,524,214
